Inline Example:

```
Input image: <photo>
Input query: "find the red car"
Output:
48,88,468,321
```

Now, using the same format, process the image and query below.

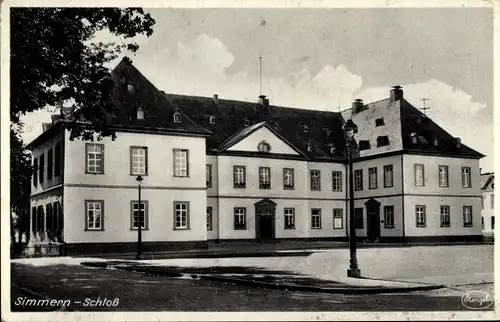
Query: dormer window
272,121,280,130
323,127,332,137
359,140,371,151
307,141,313,152
303,125,309,133
433,138,439,147
330,147,336,154
136,106,144,120
411,133,418,144
209,116,216,124
375,118,385,127
127,83,136,93
173,111,182,123
243,119,250,126
376,136,390,147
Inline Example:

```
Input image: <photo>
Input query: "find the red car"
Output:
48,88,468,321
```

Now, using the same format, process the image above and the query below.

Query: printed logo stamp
461,291,493,310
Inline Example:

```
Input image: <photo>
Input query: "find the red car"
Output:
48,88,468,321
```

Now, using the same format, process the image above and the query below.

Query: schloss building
26,58,484,255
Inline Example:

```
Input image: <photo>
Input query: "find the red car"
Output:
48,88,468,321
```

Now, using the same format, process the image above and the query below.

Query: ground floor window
311,208,322,229
234,207,246,230
206,207,213,230
492,216,495,229
463,206,473,227
440,205,450,227
415,205,426,227
174,202,189,230
482,217,484,229
284,208,295,229
354,208,363,229
384,206,395,228
333,209,343,229
85,200,104,231
131,201,148,230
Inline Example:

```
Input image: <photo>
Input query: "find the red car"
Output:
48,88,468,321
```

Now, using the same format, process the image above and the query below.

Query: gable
227,126,300,155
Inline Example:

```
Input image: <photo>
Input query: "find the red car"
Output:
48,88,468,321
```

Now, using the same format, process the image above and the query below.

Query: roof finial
259,56,262,96
420,98,431,115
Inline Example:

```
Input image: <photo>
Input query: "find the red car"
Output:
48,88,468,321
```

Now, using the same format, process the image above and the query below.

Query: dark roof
163,93,348,160
399,99,484,158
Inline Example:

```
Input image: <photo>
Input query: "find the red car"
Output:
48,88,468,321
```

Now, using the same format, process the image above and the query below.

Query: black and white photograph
2,1,497,320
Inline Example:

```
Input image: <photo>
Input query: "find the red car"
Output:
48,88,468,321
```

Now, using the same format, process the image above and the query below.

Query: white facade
480,173,494,236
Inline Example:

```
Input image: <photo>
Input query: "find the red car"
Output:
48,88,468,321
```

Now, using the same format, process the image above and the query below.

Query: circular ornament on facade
258,140,271,153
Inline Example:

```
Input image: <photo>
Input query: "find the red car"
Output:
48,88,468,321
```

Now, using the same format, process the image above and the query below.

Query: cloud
20,33,493,171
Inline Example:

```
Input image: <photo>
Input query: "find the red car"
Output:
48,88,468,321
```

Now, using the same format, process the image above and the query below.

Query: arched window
173,111,182,123
136,107,144,120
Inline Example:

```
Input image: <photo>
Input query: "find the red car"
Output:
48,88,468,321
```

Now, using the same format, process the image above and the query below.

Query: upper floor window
333,208,343,229
259,167,271,189
47,148,53,180
359,140,371,151
54,144,61,177
233,166,246,188
131,200,148,230
438,165,449,187
311,208,322,229
416,205,426,227
332,171,342,191
481,196,484,209
173,111,182,123
377,136,390,147
355,208,364,229
85,200,104,231
85,143,104,174
368,167,378,189
173,149,189,177
33,158,38,186
206,165,212,188
310,170,321,191
384,206,395,228
136,106,144,120
130,146,148,176
461,167,471,188
283,168,294,190
234,207,247,230
414,164,425,186
207,207,213,230
463,206,473,227
383,165,394,188
174,201,190,230
375,118,385,127
440,205,450,227
354,169,363,191
284,208,295,230
39,153,45,183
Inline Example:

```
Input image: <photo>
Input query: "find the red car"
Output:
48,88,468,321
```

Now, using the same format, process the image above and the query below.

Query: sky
20,7,494,170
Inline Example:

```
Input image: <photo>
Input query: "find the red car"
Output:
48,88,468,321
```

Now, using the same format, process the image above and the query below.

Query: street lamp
136,175,144,260
343,119,361,278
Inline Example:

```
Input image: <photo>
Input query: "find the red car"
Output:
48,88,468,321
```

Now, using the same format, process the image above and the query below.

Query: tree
10,8,155,140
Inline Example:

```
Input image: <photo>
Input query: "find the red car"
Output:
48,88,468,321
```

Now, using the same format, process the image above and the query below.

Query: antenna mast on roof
420,98,431,115
259,56,262,96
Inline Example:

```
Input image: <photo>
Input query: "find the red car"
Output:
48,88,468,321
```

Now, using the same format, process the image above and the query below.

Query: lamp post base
347,268,361,278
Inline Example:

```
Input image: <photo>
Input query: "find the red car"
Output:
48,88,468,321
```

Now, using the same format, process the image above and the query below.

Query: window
369,167,378,189
333,209,343,229
283,168,294,190
438,165,449,187
39,153,44,183
332,171,342,191
173,202,189,230
383,165,394,188
492,194,495,209
414,164,425,186
376,136,390,147
173,149,189,177
47,148,53,180
206,207,213,230
284,208,295,229
359,140,371,151
85,143,104,174
310,170,321,191
173,111,182,123
330,147,336,154
206,165,212,188
481,196,484,209
482,217,484,229
259,167,271,189
355,208,364,229
375,118,385,127
127,83,135,92
411,133,418,144
234,207,246,230
85,200,104,231
54,144,61,177
136,106,144,120
307,142,313,152
33,158,38,186
384,206,395,228
492,216,495,229
440,205,450,227
130,146,148,175
131,201,148,230
303,125,309,133
209,116,216,124
463,206,473,227
311,208,322,229
354,169,363,191
416,205,426,227
233,166,246,188
462,167,471,188
243,119,250,126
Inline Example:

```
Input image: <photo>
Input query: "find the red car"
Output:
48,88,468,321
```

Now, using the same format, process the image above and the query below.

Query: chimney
213,94,219,104
258,95,269,107
390,86,403,101
42,123,52,132
351,99,364,115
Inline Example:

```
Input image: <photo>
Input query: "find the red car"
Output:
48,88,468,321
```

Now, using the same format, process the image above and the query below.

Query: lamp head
343,119,357,139
136,175,144,183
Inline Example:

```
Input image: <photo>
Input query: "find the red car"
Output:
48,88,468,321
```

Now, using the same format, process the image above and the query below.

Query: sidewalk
80,259,444,294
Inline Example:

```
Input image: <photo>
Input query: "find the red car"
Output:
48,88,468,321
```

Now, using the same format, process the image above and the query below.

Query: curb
81,261,445,295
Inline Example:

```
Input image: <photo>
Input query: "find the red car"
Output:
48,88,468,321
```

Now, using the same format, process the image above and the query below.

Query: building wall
352,154,403,199
63,186,207,243
31,130,64,195
481,178,494,234
350,196,404,238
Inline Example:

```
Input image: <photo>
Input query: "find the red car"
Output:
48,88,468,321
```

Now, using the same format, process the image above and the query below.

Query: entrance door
365,199,381,242
255,206,276,241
